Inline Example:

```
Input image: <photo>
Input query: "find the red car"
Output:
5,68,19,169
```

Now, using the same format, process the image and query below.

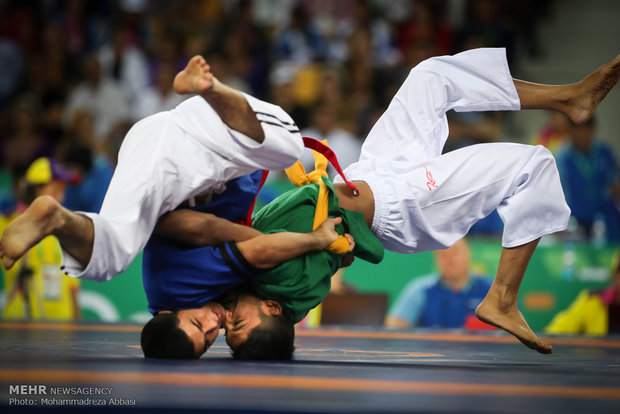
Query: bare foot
173,55,215,95
475,300,553,354
568,54,620,124
0,196,64,269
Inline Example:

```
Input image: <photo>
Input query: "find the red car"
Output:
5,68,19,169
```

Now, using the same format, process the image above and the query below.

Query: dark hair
64,144,93,173
231,312,295,360
19,181,41,205
141,312,197,359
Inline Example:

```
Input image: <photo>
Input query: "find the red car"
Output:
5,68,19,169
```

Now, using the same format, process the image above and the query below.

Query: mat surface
1,322,619,413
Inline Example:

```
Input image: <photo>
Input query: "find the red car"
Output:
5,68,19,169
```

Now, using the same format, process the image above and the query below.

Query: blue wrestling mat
1,322,619,413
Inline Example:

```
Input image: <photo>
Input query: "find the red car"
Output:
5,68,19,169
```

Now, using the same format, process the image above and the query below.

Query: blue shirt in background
388,274,492,328
63,155,114,213
556,141,620,241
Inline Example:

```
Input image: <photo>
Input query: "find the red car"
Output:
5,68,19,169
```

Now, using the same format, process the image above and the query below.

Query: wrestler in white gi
0,56,303,282
338,48,569,253
330,47,620,354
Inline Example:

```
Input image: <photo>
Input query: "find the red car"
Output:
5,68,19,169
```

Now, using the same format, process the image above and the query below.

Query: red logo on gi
425,166,437,191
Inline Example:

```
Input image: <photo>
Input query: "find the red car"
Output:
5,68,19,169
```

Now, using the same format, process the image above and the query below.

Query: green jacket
251,177,384,323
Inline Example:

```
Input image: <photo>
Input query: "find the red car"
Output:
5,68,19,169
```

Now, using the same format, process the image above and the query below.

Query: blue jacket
142,171,263,314
389,274,492,328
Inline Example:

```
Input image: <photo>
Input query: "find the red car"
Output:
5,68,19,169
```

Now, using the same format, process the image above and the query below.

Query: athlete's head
433,237,471,291
141,301,224,359
221,287,295,360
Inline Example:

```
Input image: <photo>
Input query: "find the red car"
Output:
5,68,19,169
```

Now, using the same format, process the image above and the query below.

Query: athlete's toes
533,339,552,354
539,344,553,354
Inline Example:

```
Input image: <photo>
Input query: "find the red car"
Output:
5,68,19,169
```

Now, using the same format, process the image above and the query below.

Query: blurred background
1,0,619,336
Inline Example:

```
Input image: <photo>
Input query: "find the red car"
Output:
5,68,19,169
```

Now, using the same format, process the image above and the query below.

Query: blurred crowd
0,0,555,215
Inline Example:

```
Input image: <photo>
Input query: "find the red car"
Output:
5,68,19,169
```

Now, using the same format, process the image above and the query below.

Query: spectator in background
316,67,352,125
150,32,186,76
40,23,79,97
503,0,552,60
98,23,150,106
397,0,453,58
222,0,271,99
1,157,81,321
385,238,492,329
272,4,328,65
300,100,361,179
56,73,114,212
62,143,114,214
532,111,571,155
346,0,400,68
64,54,130,153
54,0,88,58
40,90,68,154
545,257,620,336
0,35,24,108
346,62,376,138
556,117,620,242
343,5,399,136
455,0,516,65
269,62,310,131
1,96,51,171
131,61,185,122
61,109,100,155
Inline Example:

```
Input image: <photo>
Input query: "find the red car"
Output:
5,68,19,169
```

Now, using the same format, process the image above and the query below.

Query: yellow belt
285,142,350,254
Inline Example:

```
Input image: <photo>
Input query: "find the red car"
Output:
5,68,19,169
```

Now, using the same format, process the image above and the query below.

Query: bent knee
530,144,557,168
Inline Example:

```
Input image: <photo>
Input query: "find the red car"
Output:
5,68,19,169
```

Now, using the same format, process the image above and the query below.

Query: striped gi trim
255,111,300,134
219,241,262,278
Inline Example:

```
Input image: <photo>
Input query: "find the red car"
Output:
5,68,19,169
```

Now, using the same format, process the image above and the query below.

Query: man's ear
263,300,282,316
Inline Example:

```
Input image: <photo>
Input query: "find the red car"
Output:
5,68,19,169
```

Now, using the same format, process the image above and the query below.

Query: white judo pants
336,48,571,253
62,94,303,281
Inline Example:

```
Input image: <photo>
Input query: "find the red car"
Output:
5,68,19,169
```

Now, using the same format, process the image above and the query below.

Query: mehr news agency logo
8,384,136,407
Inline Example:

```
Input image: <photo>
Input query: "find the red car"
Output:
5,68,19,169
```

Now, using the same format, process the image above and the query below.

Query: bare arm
154,209,262,246
237,217,352,270
155,210,352,270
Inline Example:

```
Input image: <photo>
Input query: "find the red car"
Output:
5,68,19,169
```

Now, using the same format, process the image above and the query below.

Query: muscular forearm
237,217,346,269
236,232,324,269
155,209,262,246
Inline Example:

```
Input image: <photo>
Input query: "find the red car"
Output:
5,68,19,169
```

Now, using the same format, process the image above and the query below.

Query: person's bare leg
515,54,620,123
174,55,264,142
0,196,94,269
475,238,552,354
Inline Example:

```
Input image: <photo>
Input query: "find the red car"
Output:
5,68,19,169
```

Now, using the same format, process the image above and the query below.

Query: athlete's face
434,238,470,290
222,294,281,351
570,122,594,152
175,302,225,357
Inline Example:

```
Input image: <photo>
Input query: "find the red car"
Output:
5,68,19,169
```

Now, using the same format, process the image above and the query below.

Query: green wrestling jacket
251,177,384,323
